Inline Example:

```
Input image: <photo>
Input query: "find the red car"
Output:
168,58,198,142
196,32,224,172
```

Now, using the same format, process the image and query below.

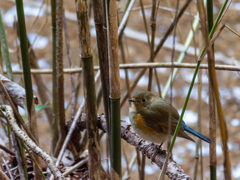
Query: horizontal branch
4,62,240,74
76,114,192,180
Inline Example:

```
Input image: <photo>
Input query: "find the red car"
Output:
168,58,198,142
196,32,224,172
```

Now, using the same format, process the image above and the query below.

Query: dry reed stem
4,62,240,74
76,0,102,179
196,0,231,179
54,0,67,158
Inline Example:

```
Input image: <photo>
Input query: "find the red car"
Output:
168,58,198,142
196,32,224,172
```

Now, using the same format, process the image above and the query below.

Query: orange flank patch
135,114,154,135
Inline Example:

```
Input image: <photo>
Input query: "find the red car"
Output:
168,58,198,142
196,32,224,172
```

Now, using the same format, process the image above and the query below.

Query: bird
128,90,212,146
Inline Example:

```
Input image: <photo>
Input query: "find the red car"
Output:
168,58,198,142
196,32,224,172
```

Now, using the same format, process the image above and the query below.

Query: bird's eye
142,99,146,102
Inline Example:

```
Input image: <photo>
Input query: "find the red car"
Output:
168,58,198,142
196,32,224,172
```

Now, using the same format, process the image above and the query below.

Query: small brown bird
128,90,212,144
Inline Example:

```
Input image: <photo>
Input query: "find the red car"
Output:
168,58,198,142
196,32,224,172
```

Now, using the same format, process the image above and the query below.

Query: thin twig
54,99,85,171
159,1,180,179
52,69,101,180
0,144,15,156
147,0,157,91
0,105,65,180
62,3,76,119
4,61,240,75
2,157,13,180
62,150,89,176
120,0,192,107
118,0,136,39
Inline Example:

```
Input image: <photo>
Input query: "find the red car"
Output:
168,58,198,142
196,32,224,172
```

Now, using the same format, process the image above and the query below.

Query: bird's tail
182,123,212,143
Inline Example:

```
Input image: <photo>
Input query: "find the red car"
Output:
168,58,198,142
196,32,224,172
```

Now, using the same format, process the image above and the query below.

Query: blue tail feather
182,123,212,143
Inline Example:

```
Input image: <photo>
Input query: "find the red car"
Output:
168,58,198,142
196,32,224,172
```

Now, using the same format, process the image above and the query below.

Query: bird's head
128,90,155,111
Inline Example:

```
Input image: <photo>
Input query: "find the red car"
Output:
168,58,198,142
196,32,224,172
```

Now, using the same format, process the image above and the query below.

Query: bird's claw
150,142,163,164
143,142,155,153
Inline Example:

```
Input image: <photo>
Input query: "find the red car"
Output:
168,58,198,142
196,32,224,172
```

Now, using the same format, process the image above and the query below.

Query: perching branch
76,114,193,180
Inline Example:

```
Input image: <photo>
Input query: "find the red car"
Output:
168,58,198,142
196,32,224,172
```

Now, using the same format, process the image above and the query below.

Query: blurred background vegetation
0,0,240,179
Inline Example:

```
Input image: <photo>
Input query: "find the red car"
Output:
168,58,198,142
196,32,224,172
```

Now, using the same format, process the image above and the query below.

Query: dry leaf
0,74,38,108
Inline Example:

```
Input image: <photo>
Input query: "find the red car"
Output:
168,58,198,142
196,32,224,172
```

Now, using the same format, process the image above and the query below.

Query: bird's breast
134,114,155,135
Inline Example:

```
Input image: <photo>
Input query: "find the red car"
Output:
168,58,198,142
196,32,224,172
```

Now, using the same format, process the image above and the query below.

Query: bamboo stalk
197,0,231,179
106,0,121,177
118,0,133,102
102,4,110,175
27,39,53,133
76,0,102,179
15,0,42,179
209,77,216,180
206,1,216,179
92,0,110,170
53,0,67,159
51,0,59,155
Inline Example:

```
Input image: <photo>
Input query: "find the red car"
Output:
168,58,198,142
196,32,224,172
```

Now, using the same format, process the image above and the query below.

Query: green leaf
35,105,51,111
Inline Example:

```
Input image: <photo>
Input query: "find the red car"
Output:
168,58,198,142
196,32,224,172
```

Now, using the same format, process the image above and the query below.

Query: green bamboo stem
202,0,231,178
76,0,102,178
110,98,121,176
92,0,110,145
82,57,102,178
207,1,216,179
51,0,59,154
53,0,67,158
15,0,34,114
107,0,121,177
15,0,42,179
169,61,199,153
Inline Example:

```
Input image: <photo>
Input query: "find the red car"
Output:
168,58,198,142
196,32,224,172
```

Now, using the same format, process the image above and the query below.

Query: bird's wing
139,108,165,133
149,99,180,120
140,101,194,142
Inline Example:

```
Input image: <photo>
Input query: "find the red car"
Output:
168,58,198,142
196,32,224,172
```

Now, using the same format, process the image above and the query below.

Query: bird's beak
128,99,135,102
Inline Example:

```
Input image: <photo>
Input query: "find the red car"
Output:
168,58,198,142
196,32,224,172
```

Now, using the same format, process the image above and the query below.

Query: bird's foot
143,142,155,153
150,142,163,164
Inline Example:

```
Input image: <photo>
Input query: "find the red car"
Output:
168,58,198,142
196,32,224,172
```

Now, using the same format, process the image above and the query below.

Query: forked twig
0,105,65,180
